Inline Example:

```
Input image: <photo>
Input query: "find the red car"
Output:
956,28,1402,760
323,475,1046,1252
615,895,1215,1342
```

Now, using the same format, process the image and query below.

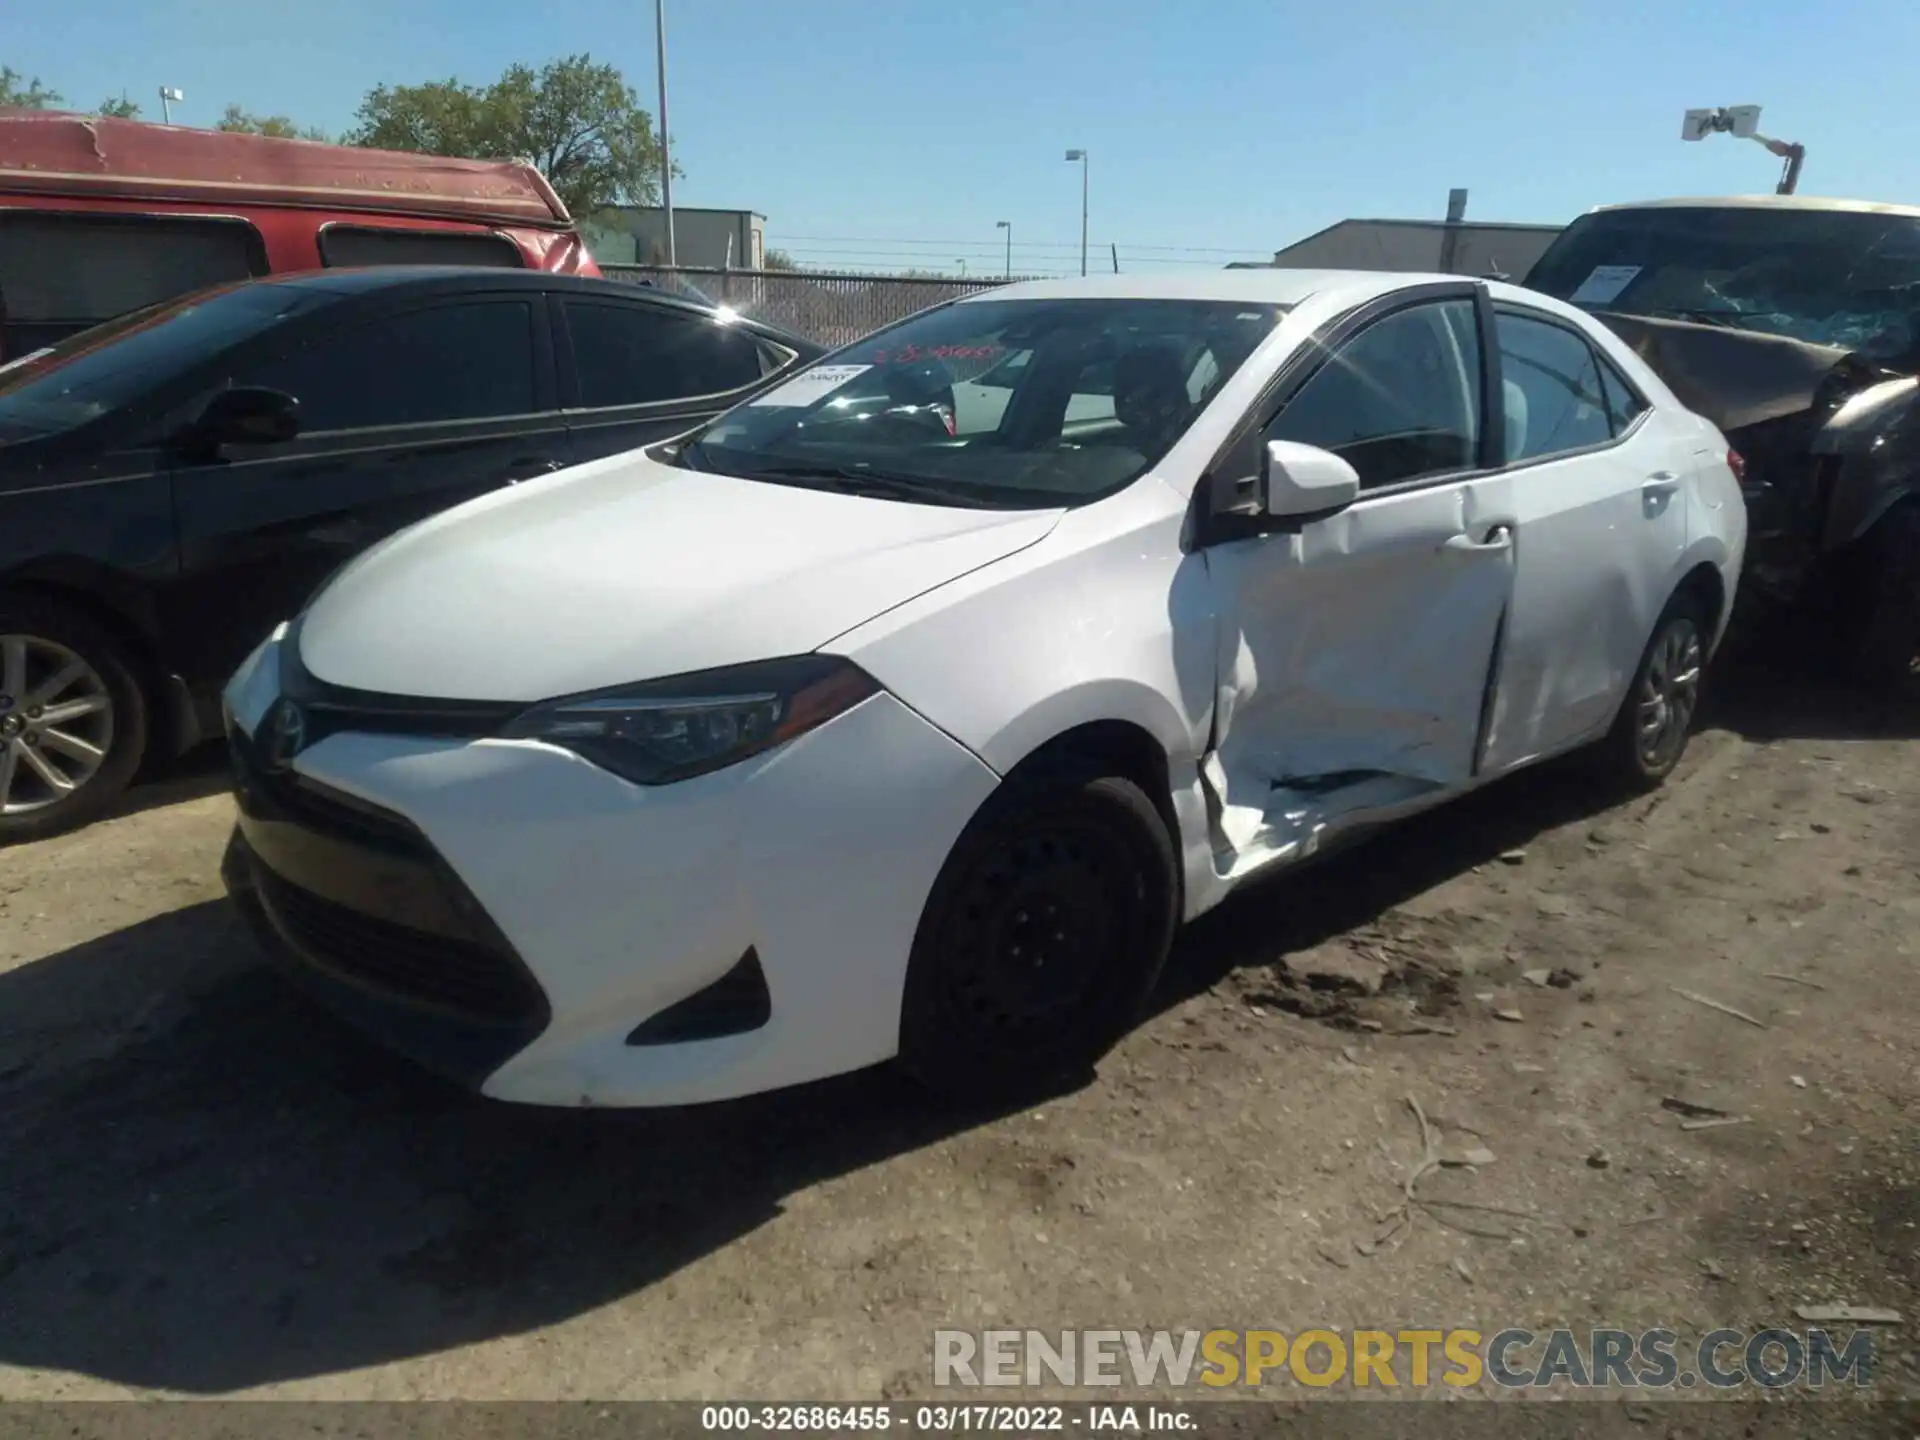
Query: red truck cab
0,108,598,357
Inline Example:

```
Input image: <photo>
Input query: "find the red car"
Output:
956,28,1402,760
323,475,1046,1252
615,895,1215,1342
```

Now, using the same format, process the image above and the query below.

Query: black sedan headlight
499,655,880,786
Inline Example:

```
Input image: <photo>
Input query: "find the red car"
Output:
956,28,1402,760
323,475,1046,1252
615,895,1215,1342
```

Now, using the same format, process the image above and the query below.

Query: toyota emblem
263,699,307,771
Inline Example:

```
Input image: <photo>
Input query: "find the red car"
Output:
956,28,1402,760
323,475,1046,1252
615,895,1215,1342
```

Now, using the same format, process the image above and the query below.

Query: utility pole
656,0,677,265
1438,187,1468,274
1065,150,1088,276
996,220,1011,278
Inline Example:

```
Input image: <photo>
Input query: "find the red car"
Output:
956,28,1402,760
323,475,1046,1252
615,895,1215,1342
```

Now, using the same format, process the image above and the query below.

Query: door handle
1643,471,1681,496
503,457,564,484
1442,523,1513,553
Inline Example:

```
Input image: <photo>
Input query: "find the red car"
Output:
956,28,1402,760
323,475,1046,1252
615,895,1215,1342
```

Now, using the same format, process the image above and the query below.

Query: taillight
1726,448,1747,483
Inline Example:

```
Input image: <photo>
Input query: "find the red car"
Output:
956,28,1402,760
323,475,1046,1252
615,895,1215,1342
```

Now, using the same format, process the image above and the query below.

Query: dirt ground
1,651,1916,1412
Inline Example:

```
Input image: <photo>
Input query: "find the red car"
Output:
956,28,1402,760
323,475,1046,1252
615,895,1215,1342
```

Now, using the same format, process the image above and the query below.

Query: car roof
255,265,804,337
957,268,1457,311
958,269,1612,330
1585,194,1920,220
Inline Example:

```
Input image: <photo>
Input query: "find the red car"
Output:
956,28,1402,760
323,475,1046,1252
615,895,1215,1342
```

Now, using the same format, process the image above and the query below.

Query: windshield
1526,206,1920,360
0,282,328,440
679,297,1285,508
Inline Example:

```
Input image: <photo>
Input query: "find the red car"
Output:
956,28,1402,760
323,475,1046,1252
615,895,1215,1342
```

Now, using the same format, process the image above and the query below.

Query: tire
0,594,149,845
1847,503,1920,699
897,763,1179,1102
1593,592,1709,792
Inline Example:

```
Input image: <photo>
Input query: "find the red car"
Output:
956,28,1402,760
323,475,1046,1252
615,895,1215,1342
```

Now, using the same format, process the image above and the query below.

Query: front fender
1812,376,1920,550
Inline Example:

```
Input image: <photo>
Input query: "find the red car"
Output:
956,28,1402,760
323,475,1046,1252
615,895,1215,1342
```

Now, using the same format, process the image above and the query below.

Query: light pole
996,220,1010,278
956,259,967,277
655,0,677,265
158,86,183,124
1064,150,1088,276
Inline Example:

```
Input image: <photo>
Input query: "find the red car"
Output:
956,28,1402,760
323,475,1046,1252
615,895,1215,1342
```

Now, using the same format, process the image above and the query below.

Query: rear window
318,226,524,269
0,212,266,348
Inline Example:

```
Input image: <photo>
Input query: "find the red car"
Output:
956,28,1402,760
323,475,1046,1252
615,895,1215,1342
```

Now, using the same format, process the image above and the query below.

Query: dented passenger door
1199,292,1516,866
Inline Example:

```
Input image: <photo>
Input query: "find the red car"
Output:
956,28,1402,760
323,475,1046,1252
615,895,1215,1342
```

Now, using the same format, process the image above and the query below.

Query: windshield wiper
734,463,995,508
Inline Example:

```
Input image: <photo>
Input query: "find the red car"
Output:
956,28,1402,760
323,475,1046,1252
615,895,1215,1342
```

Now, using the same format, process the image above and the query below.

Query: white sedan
220,270,1746,1107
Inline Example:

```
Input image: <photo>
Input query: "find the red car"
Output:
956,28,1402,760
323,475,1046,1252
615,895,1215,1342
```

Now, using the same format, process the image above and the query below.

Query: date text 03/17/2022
700,1404,1196,1432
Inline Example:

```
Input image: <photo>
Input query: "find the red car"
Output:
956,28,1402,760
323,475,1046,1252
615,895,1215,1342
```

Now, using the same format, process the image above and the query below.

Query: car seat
1113,345,1194,456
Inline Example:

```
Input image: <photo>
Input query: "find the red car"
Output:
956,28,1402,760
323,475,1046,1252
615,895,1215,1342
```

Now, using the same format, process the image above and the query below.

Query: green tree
347,54,672,216
95,94,141,119
216,103,328,141
762,249,798,271
0,67,61,109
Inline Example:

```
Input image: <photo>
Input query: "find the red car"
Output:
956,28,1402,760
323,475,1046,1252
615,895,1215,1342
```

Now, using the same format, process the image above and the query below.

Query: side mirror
1264,439,1359,522
193,387,300,448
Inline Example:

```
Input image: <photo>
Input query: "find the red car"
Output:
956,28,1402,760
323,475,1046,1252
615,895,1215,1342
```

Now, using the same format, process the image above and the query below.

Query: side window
1494,311,1613,462
1267,299,1482,489
319,227,523,269
1065,357,1118,424
0,211,264,351
1187,348,1221,404
951,346,1033,437
563,300,764,408
1597,353,1649,435
240,301,537,432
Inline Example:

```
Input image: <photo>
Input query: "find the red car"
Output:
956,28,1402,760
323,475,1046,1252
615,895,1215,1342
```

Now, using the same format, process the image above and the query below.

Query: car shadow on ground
107,741,231,822
0,656,1907,1394
1699,644,1920,744
0,899,1011,1392
1160,648,1917,1004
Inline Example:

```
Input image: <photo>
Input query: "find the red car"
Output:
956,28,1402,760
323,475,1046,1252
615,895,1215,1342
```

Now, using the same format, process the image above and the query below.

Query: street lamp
996,220,1010,279
1064,149,1088,277
655,0,677,265
956,259,968,277
1682,104,1805,195
158,86,183,124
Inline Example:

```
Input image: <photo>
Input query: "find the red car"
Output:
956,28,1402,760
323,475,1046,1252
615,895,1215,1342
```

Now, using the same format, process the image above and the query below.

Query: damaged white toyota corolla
221,270,1746,1107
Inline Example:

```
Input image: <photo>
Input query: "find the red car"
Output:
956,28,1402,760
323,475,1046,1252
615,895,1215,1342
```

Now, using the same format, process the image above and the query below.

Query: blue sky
9,0,1914,274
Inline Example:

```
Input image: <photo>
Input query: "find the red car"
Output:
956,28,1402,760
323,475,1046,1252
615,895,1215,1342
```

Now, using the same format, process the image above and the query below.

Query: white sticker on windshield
1569,265,1642,305
0,347,55,376
748,363,873,407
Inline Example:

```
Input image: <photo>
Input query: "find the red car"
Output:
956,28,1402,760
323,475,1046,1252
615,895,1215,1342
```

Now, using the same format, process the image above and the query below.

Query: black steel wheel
898,762,1178,1101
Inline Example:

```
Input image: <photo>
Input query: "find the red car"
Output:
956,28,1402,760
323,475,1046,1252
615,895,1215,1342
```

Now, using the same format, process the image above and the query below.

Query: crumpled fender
1810,376,1920,550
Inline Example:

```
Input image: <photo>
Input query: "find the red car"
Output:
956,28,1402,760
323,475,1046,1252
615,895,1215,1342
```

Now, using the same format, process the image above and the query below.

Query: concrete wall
581,207,765,269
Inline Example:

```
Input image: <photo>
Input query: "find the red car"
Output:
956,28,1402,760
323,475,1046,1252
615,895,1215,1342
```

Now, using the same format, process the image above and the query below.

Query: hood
1593,312,1854,432
296,451,1062,702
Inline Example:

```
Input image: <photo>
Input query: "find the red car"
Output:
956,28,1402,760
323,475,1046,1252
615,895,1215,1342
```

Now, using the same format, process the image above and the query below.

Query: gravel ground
0,653,1915,1415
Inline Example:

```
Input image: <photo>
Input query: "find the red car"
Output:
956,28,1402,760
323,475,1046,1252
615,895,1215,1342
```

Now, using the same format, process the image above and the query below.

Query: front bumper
220,633,1001,1107
221,739,551,1090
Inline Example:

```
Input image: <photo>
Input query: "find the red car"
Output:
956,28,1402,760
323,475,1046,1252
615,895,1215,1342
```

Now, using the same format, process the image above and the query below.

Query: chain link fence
597,265,1034,350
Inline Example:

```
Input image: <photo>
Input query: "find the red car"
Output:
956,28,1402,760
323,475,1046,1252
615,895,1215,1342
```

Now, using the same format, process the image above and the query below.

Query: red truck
0,109,598,357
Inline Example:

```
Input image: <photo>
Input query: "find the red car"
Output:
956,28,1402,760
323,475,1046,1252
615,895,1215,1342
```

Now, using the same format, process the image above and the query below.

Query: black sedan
0,266,823,841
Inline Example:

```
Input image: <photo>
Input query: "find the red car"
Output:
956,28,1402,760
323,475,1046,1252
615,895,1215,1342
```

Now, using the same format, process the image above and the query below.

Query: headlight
499,655,880,786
